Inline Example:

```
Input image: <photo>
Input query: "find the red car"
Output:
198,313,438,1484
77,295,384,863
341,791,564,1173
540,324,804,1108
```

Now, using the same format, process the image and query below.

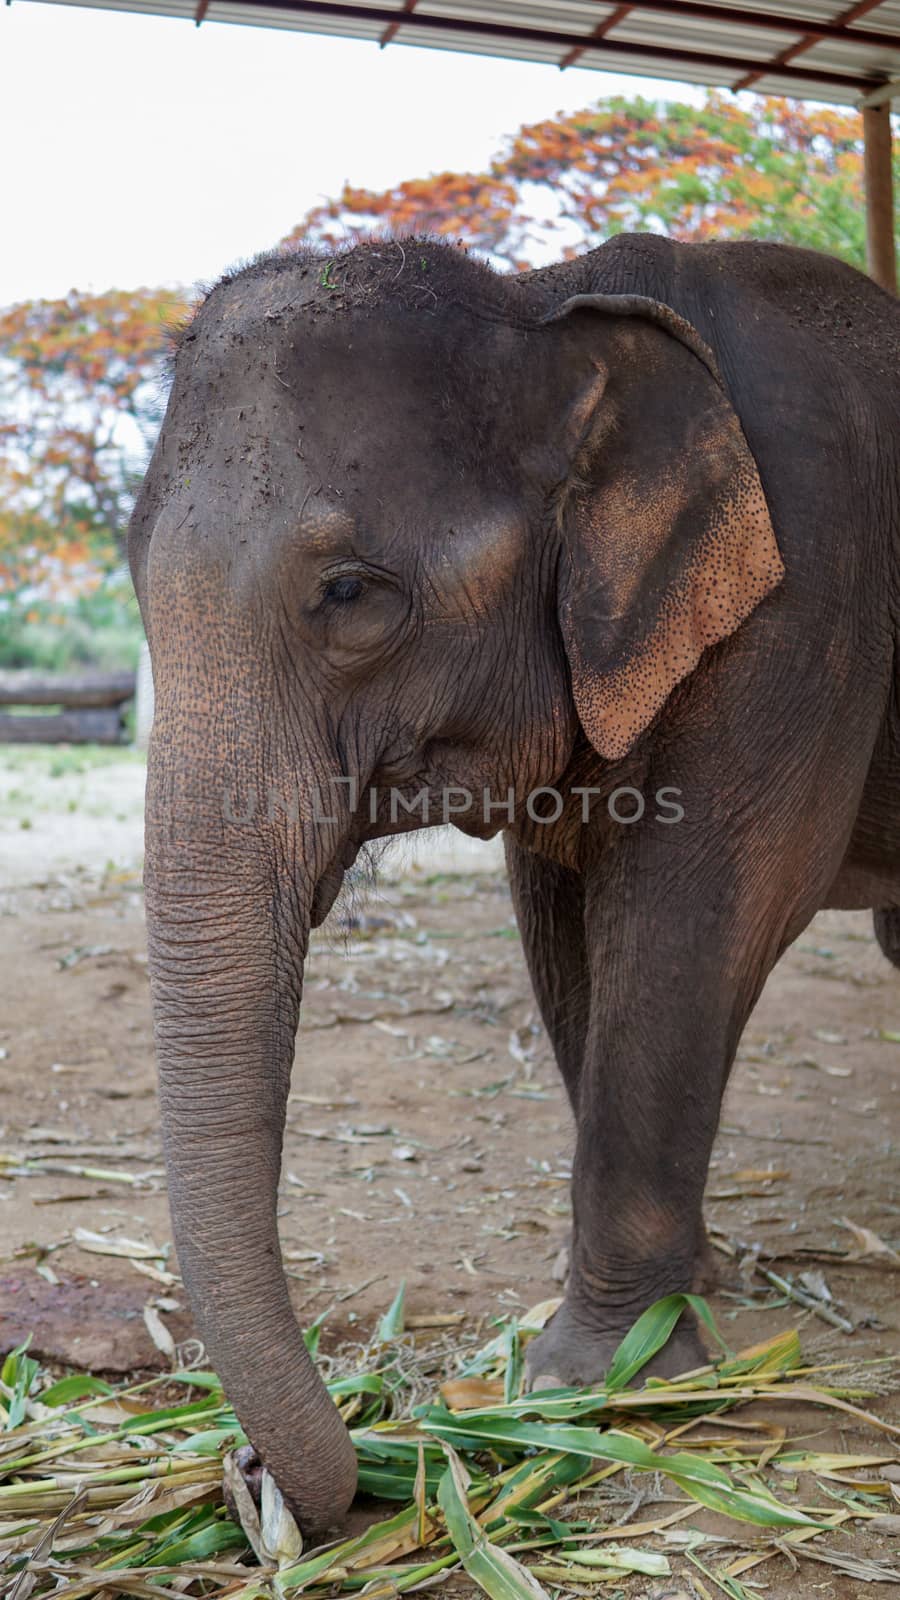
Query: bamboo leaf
303,1309,330,1360
502,1320,522,1404
259,1470,303,1568
377,1282,407,1344
562,1545,670,1575
424,1414,818,1529
221,1452,263,1563
1,1341,40,1430
605,1294,729,1392
171,1426,246,1456
437,1445,549,1600
40,1375,115,1407
718,1329,802,1377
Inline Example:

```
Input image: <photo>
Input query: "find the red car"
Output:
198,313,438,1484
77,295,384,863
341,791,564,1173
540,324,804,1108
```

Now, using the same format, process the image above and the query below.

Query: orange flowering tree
2,93,896,658
0,286,190,587
283,170,522,261
286,93,897,272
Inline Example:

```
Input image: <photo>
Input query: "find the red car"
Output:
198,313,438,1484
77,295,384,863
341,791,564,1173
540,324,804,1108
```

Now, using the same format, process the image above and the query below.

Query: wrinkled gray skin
129,234,900,1534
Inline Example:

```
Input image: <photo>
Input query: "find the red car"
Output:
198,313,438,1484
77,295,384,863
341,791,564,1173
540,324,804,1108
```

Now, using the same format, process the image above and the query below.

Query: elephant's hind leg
874,907,900,966
505,835,721,1297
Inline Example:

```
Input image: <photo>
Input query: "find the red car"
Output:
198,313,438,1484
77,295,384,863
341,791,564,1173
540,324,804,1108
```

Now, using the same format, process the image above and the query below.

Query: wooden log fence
0,671,136,745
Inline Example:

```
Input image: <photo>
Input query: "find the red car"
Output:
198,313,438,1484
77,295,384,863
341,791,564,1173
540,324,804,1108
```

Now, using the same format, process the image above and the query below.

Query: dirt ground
2,753,900,1597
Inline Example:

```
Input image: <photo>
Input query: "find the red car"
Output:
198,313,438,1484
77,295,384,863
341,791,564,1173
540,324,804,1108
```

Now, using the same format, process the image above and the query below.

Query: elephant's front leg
525,847,771,1388
505,838,590,1115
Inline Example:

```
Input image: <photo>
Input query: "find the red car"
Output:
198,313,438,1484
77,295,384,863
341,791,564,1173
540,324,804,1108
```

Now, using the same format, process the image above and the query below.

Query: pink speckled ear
549,298,783,761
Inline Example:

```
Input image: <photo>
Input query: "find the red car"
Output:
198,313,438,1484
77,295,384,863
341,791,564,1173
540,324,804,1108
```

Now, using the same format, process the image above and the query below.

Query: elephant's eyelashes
321,575,365,606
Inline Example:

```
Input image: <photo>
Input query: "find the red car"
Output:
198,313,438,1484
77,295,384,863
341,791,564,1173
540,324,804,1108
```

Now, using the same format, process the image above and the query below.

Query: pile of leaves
3,1292,900,1600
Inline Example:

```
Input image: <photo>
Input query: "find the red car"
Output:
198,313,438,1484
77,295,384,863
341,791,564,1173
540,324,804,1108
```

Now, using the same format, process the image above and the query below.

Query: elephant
129,231,900,1535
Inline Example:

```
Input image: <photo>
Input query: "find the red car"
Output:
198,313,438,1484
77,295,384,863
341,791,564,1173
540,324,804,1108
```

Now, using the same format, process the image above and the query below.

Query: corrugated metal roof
21,0,900,103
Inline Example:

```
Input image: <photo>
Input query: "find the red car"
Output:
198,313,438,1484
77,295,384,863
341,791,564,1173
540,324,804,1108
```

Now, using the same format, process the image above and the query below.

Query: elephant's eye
321,575,364,606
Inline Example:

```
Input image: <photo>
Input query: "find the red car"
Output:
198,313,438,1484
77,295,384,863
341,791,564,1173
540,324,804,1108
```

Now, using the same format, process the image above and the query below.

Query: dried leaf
839,1217,900,1263
520,1297,562,1330
728,1167,791,1182
440,1377,506,1410
73,1227,165,1260
222,1450,263,1562
259,1468,303,1566
142,1304,175,1361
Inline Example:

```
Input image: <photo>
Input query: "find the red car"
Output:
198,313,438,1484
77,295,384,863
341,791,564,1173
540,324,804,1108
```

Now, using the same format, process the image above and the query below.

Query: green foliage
0,571,142,671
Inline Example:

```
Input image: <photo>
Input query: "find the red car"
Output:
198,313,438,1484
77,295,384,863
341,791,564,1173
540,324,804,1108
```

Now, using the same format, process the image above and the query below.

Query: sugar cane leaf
717,1329,802,1377
328,1374,384,1398
303,1307,330,1359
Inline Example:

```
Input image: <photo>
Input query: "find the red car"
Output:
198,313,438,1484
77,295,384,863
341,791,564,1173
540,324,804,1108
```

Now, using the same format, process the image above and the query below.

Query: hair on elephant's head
129,239,782,1534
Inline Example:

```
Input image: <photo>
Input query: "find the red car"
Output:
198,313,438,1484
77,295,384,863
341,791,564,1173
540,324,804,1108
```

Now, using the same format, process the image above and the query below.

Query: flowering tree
0,285,190,664
2,91,896,664
285,93,897,273
0,285,190,581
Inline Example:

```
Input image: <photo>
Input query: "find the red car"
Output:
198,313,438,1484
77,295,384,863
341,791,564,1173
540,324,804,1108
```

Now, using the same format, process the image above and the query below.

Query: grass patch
0,746,145,779
0,584,143,675
2,1295,899,1598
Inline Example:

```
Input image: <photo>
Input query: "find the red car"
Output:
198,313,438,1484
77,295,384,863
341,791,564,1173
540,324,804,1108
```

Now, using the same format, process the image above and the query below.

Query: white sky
2,1,702,305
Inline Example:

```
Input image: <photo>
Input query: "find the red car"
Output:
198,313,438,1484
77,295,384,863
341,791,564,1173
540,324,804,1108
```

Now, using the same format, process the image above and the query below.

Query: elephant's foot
524,1298,708,1392
691,1225,721,1295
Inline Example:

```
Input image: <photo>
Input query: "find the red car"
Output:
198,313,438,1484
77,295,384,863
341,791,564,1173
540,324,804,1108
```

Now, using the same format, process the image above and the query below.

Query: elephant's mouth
311,841,360,927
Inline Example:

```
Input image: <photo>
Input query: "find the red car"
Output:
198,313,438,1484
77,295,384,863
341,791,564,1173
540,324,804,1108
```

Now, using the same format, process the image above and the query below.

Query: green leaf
377,1281,407,1344
328,1373,384,1398
278,1499,436,1587
604,1294,729,1392
564,1546,670,1576
437,1444,550,1600
1,1340,40,1430
171,1425,246,1455
425,1415,818,1530
143,1520,248,1565
112,1397,222,1434
303,1307,330,1359
717,1328,802,1378
167,1370,224,1392
502,1319,522,1404
41,1373,115,1407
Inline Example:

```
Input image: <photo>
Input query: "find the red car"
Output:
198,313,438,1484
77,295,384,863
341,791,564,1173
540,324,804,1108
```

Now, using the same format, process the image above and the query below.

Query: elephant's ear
548,293,784,762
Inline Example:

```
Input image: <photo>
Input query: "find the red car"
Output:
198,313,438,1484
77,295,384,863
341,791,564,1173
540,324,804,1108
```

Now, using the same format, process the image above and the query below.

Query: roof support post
863,102,897,293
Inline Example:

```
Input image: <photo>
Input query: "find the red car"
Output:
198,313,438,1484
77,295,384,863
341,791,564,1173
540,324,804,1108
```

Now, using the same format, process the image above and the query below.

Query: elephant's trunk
142,568,357,1533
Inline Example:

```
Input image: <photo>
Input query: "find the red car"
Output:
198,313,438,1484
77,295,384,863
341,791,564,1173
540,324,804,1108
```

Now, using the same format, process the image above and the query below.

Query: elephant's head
129,241,781,1533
